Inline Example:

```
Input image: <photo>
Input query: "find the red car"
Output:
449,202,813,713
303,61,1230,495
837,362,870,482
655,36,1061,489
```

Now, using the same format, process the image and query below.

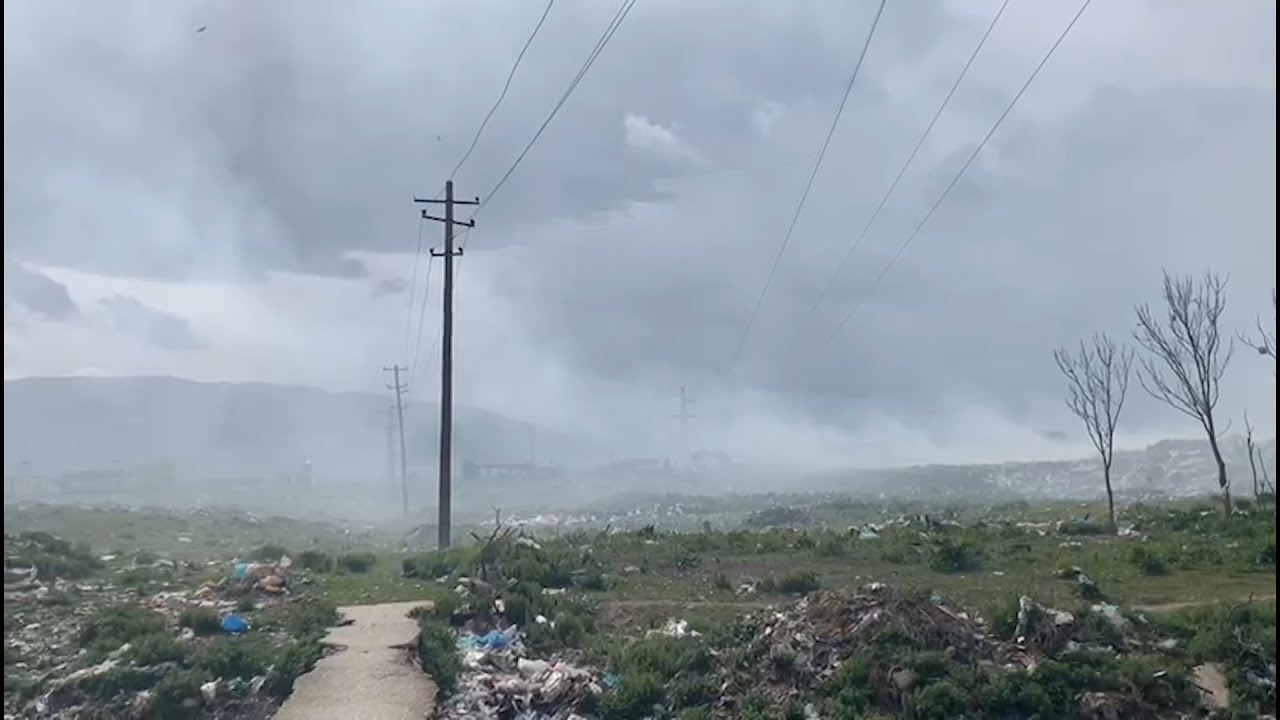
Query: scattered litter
221,613,250,634
1194,663,1231,710
442,623,602,719
649,618,700,639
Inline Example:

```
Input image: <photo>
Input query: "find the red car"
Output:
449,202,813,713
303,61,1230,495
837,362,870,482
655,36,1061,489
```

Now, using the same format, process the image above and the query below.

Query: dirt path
1130,594,1275,614
274,601,435,720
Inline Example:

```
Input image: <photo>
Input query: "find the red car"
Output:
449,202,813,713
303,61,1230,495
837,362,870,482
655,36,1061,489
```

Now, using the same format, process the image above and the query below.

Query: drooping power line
827,0,1094,344
408,252,437,387
449,0,558,181
464,0,638,245
724,0,888,373
401,217,429,364
810,0,1012,312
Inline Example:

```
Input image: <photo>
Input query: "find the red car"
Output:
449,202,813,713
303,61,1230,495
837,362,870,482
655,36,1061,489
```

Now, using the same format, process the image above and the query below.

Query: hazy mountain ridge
831,437,1277,502
3,376,605,479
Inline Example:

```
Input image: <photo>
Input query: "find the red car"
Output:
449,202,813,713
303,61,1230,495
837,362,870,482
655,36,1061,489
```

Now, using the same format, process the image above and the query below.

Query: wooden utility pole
384,405,397,495
414,181,479,549
383,365,409,516
675,386,696,464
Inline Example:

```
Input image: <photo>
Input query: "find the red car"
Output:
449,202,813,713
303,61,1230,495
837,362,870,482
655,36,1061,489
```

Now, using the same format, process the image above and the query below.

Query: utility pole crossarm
421,212,476,227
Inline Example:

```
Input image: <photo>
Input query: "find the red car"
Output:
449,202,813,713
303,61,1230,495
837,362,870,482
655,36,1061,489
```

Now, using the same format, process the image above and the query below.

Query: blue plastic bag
220,613,249,634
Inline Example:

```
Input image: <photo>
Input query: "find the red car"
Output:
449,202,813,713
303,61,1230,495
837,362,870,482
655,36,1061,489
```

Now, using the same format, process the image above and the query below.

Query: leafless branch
1132,271,1234,435
1133,271,1235,511
1238,287,1276,366
1054,332,1133,529
1053,333,1133,469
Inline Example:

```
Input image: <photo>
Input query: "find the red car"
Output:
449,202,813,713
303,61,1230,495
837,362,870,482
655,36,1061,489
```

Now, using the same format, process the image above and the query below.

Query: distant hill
2,376,604,480
815,436,1278,502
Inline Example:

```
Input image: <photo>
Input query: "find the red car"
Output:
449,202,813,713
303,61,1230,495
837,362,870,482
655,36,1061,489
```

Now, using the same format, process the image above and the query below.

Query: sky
4,0,1276,469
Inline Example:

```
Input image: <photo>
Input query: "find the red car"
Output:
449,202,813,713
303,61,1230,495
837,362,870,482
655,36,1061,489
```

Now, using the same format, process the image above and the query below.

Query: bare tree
1053,333,1134,531
1244,412,1261,502
1133,271,1235,515
1238,288,1276,368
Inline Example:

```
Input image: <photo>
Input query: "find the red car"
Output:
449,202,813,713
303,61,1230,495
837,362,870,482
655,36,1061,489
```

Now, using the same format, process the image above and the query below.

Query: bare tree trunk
1103,462,1116,531
1208,434,1231,515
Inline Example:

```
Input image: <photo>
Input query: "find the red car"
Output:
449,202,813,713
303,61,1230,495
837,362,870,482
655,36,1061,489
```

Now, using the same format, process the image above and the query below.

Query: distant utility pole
384,405,397,495
674,386,696,463
414,180,479,549
383,365,409,516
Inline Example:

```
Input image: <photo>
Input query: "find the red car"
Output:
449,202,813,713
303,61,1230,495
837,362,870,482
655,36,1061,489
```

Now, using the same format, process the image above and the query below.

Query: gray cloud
97,295,202,351
3,261,77,319
3,0,1275,459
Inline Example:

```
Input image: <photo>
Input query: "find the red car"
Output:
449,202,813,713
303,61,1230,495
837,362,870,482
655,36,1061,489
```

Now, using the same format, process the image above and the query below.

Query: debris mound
720,584,992,709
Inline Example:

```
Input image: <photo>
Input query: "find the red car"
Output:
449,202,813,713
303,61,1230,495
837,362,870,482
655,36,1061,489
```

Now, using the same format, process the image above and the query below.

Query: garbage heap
715,583,997,713
707,583,1246,719
440,624,601,720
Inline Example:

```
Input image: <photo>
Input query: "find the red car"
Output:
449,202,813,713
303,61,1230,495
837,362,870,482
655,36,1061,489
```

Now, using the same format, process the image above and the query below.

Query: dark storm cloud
2,0,962,278
4,0,1275,446
98,295,203,351
491,76,1276,428
3,261,77,319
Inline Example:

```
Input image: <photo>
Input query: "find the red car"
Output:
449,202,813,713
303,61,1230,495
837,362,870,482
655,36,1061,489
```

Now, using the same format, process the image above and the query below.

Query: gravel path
274,601,436,720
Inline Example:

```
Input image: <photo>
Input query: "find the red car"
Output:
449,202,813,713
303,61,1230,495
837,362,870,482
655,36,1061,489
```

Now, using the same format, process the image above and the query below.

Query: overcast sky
4,0,1276,468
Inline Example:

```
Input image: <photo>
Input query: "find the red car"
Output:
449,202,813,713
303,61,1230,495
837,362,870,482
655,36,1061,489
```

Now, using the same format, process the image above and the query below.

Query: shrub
775,570,821,595
711,573,732,591
600,634,716,717
280,599,339,639
79,605,167,651
78,666,161,702
337,551,377,574
126,633,192,666
7,531,103,580
577,571,609,591
928,537,982,573
1127,545,1168,576
296,550,334,573
149,669,207,718
249,544,289,562
417,618,463,696
178,607,222,636
402,549,466,579
267,639,325,698
194,638,272,680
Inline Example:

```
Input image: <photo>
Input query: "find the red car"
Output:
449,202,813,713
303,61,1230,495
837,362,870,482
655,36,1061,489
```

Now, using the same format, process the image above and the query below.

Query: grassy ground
6,496,1276,717
7,498,1274,614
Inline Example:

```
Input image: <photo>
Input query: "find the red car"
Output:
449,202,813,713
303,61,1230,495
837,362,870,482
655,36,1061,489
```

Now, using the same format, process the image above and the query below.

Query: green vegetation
78,605,167,654
5,530,103,580
5,495,1275,718
177,607,223,636
337,551,378,573
416,617,463,696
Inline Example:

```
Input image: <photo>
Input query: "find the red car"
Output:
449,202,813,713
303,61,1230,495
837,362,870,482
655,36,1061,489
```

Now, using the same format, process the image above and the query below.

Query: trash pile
4,533,325,719
701,583,1260,719
440,624,602,719
720,583,995,708
200,554,298,606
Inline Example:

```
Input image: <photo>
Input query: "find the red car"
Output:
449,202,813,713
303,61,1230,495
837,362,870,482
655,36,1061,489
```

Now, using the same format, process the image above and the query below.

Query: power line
446,0,636,303
403,0,556,370
827,0,1094,344
408,252,437,387
463,0,637,247
449,0,558,181
401,218,427,362
810,0,1011,312
724,0,888,373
